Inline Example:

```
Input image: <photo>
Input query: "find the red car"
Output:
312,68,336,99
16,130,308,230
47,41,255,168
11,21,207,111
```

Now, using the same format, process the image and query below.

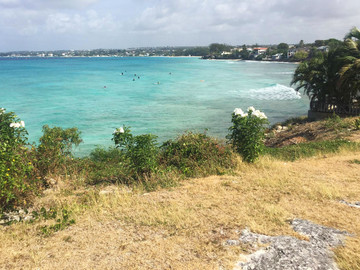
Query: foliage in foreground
0,109,36,211
227,107,269,163
1,106,359,212
0,109,84,211
87,129,236,187
36,125,82,177
161,132,235,177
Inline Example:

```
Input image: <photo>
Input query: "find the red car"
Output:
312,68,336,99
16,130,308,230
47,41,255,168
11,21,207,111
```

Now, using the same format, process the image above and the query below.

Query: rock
229,219,349,270
291,218,348,247
0,208,36,224
282,126,289,131
339,200,360,209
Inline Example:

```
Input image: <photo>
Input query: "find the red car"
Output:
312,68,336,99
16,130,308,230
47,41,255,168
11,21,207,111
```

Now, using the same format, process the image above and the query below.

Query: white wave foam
271,71,294,75
245,84,301,100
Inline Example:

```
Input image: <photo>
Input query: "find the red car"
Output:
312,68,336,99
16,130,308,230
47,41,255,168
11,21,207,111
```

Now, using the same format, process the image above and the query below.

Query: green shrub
160,132,235,177
0,108,35,211
227,107,269,163
112,126,159,176
36,125,82,176
89,147,123,162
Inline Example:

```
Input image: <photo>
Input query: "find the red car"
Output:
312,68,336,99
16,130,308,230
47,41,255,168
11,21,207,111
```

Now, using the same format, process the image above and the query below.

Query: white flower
252,110,260,117
10,122,21,128
258,112,267,119
251,109,267,119
234,108,243,115
113,126,125,134
247,106,256,113
0,108,4,114
234,108,247,117
20,121,25,127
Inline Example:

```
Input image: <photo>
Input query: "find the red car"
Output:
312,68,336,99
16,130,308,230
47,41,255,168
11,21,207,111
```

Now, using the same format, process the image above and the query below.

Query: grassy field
1,116,360,269
0,148,359,269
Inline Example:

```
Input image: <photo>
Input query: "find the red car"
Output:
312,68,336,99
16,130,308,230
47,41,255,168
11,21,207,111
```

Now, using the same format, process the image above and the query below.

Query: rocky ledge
226,219,350,270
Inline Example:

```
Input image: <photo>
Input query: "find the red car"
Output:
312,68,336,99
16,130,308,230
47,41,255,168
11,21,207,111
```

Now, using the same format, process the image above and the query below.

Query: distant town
0,38,343,62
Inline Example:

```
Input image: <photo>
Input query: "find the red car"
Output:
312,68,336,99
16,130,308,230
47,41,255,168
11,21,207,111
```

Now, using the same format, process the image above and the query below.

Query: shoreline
205,58,300,64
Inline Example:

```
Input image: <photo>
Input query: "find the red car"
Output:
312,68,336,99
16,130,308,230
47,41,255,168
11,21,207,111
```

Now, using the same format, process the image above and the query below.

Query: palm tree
292,27,360,111
291,51,338,104
337,27,360,103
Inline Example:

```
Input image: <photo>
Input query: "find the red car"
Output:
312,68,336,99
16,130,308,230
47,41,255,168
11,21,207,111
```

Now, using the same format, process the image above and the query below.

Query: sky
0,0,359,52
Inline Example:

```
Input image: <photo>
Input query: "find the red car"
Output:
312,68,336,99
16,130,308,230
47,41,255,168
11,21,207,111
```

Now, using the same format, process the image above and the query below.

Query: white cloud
0,0,99,10
1,0,360,50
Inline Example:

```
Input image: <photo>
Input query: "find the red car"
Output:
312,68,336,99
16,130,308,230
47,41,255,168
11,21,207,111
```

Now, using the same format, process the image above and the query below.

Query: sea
0,57,309,156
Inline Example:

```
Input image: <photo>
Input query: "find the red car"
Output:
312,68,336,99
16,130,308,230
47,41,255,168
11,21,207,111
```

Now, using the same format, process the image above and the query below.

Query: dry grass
1,150,360,269
266,116,360,147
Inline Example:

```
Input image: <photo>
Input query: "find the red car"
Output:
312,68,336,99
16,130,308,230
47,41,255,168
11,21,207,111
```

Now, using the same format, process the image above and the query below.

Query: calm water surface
0,57,308,155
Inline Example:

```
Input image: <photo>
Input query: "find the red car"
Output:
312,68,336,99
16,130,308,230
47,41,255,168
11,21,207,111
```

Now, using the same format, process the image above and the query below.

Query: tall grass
264,139,359,161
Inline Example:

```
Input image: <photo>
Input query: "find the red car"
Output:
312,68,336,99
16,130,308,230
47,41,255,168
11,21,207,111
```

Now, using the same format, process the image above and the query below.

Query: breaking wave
245,84,301,100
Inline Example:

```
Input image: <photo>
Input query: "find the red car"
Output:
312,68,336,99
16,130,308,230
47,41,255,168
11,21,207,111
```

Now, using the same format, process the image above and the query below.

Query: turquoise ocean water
0,57,309,156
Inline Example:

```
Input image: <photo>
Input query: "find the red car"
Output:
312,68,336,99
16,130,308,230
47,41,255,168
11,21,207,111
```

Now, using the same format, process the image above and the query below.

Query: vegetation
0,109,36,210
36,125,82,177
161,132,234,177
1,105,360,269
227,107,269,163
1,28,360,270
292,27,360,106
264,139,358,161
1,149,359,269
87,129,235,189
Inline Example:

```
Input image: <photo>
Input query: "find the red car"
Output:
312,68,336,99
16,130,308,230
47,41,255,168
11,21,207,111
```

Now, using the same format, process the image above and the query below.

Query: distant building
287,48,297,58
272,53,283,60
253,47,268,56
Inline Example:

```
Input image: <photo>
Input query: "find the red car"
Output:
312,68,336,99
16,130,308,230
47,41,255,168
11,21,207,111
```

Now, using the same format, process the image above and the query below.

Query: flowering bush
0,108,35,211
112,126,159,175
227,106,269,163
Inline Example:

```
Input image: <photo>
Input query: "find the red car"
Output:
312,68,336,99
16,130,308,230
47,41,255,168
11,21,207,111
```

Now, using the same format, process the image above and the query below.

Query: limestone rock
228,219,349,270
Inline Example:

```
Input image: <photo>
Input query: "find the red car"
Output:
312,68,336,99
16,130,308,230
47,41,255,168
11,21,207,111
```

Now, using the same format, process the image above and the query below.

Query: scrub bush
36,125,82,176
112,126,159,176
160,132,235,177
227,107,269,163
0,108,35,211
